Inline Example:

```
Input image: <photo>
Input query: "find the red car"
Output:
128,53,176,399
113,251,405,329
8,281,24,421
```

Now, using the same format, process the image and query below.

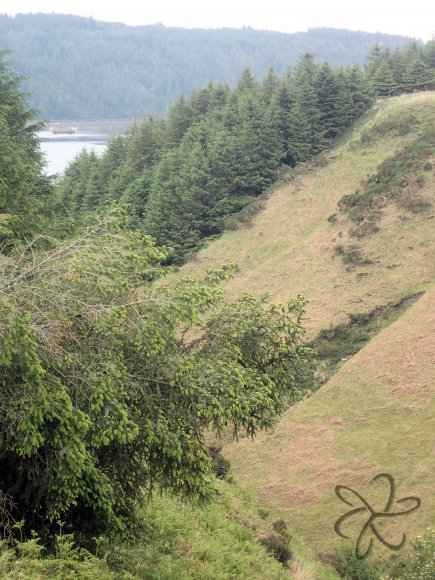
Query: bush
0,529,127,580
334,244,373,267
386,528,435,580
398,192,432,213
0,213,311,540
333,545,381,579
208,446,231,480
259,533,293,567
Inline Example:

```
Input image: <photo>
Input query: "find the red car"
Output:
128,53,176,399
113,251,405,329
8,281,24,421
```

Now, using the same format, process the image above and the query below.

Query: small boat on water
49,126,78,134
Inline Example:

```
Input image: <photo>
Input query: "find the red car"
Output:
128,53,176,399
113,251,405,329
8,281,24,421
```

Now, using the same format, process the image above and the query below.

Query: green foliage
367,41,435,97
334,244,373,267
208,447,231,480
58,57,376,262
259,533,292,567
0,212,311,538
106,484,294,579
0,51,55,248
386,528,435,579
0,528,128,579
333,545,381,579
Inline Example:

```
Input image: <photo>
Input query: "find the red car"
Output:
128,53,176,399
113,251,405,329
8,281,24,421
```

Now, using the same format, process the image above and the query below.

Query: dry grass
175,92,435,560
225,286,434,555
179,92,435,336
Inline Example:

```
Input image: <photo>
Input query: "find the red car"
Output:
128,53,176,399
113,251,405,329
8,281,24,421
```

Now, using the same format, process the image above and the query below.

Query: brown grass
177,92,435,558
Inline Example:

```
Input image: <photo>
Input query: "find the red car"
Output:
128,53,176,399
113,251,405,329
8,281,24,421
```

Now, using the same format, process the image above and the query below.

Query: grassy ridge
177,92,435,561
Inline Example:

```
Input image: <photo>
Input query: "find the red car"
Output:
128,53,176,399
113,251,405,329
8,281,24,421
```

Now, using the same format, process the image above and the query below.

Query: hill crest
0,13,416,118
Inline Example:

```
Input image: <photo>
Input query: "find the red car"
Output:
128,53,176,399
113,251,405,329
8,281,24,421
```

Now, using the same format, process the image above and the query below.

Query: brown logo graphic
334,473,421,559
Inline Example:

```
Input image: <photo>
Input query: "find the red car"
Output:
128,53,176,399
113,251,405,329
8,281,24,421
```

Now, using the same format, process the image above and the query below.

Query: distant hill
178,91,435,559
0,13,416,119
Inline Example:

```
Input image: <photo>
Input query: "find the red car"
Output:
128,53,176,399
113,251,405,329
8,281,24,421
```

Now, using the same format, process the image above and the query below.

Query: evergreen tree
0,215,311,538
261,67,279,104
371,61,398,96
290,54,324,157
143,149,200,261
0,51,54,247
366,42,384,77
423,39,435,69
401,57,434,92
285,103,313,165
345,65,373,120
54,51,385,259
315,63,344,138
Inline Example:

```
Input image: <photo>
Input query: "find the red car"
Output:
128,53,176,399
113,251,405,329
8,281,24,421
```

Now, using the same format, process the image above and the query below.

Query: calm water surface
38,131,109,175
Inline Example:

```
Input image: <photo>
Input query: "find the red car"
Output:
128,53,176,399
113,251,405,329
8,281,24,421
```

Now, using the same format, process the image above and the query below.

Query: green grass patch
106,483,337,579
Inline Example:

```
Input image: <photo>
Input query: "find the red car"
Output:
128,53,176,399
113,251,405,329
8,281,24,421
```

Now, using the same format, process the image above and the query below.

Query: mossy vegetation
337,125,434,237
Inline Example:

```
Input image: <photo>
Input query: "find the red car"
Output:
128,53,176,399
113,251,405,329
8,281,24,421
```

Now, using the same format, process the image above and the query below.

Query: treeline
0,13,416,118
58,57,373,262
367,41,435,94
57,42,435,263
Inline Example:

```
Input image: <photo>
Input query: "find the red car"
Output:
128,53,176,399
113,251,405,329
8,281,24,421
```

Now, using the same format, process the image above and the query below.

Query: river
38,131,109,175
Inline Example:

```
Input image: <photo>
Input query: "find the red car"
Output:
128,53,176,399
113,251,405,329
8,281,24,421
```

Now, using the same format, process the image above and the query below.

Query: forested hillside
57,41,435,263
0,12,416,118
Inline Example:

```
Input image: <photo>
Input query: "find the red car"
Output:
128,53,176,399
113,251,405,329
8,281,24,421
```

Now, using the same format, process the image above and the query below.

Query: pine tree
402,57,434,92
371,61,398,96
345,65,373,119
0,51,54,246
423,39,435,69
285,103,313,165
315,62,344,139
290,54,324,157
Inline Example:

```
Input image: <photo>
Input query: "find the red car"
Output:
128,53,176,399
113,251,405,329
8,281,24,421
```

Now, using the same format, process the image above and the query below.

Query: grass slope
0,483,338,579
178,92,435,562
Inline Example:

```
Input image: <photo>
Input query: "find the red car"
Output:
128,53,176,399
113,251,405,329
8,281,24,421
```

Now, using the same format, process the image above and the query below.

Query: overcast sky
1,0,434,41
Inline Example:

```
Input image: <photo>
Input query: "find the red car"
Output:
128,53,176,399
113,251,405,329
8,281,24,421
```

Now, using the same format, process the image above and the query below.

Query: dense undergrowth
0,482,342,579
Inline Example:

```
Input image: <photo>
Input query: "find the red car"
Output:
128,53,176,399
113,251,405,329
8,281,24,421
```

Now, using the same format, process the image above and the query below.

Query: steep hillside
0,13,414,118
178,92,435,561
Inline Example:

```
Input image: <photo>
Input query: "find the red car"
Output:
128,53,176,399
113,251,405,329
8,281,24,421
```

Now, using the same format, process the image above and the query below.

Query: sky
1,0,434,41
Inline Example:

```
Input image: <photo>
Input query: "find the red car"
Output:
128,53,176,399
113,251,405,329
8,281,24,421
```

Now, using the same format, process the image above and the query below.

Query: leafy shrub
337,126,434,232
0,529,126,579
334,244,373,267
398,192,432,213
333,545,381,579
386,528,435,580
0,213,311,539
208,446,231,480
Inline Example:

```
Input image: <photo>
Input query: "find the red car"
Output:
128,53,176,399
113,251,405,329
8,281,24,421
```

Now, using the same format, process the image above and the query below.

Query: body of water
38,131,109,175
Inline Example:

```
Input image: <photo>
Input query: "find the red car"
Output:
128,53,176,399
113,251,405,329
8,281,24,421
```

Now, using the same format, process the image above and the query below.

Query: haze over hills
0,12,416,119
178,91,435,561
